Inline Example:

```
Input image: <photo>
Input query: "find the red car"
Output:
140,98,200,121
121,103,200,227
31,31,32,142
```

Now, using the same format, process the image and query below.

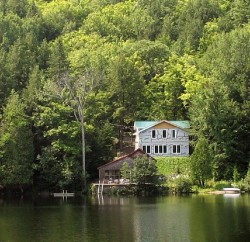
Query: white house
134,120,190,157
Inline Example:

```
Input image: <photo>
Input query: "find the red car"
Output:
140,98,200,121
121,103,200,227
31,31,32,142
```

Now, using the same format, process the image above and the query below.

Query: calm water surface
0,194,250,242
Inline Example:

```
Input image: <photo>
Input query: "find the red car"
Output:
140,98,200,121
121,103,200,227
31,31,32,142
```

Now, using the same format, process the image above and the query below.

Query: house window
163,130,167,138
143,145,151,154
152,130,156,138
172,130,176,138
104,170,120,180
154,145,167,154
173,145,181,154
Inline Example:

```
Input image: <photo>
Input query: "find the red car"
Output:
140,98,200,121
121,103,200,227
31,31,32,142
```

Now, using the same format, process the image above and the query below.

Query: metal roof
134,121,158,129
134,120,190,130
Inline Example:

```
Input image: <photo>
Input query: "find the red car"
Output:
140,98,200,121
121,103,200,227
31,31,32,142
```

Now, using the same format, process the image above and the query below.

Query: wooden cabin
97,148,154,184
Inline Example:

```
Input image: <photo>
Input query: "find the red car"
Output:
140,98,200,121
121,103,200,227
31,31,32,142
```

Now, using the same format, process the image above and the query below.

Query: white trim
138,120,189,134
172,129,176,139
173,145,181,154
154,145,168,154
152,129,156,139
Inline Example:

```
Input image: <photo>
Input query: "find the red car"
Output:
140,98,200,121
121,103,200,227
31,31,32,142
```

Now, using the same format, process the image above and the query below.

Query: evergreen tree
0,91,34,192
190,137,212,186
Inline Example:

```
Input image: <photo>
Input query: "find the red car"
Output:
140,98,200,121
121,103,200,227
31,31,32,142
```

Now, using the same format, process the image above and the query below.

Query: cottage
134,120,190,157
97,148,154,184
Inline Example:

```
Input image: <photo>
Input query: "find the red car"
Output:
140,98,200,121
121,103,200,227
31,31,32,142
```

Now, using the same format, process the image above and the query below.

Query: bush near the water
156,157,192,193
167,176,192,193
206,180,232,190
241,167,250,192
156,157,191,177
121,155,158,185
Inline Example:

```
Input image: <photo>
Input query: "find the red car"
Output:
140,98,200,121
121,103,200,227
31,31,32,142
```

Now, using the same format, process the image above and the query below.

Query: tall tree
34,98,82,192
190,137,212,186
0,91,33,192
195,27,250,178
108,54,145,124
44,69,101,191
47,38,69,80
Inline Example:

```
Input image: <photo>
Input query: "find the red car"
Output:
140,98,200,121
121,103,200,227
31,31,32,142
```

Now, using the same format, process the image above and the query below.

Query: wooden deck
93,182,134,194
53,190,75,197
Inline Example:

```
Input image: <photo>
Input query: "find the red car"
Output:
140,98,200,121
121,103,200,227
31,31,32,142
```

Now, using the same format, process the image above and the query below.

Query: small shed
97,148,154,184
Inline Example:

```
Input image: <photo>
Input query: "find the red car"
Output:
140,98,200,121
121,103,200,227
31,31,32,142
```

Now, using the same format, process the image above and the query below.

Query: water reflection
0,194,249,242
189,194,250,242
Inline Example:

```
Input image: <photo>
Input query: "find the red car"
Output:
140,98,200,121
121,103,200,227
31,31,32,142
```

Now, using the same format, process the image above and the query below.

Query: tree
163,0,221,53
121,155,157,185
190,80,241,180
108,54,145,124
44,70,101,192
83,1,154,40
47,38,69,80
22,65,44,110
0,91,34,193
34,94,82,192
0,0,29,17
194,27,250,178
146,54,186,120
190,137,212,187
137,0,178,40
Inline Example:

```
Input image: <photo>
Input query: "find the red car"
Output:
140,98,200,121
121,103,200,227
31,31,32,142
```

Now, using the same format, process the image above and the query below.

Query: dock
53,190,75,197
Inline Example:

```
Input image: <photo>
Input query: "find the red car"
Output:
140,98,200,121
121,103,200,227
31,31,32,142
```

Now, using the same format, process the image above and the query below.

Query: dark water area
0,194,250,242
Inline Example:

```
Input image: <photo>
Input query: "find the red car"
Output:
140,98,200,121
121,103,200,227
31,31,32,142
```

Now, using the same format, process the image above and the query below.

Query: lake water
0,194,250,242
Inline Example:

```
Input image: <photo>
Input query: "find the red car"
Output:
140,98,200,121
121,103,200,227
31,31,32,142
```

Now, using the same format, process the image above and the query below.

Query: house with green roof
134,120,190,157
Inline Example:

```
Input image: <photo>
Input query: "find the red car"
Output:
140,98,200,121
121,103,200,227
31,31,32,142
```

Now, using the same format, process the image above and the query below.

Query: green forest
0,0,250,193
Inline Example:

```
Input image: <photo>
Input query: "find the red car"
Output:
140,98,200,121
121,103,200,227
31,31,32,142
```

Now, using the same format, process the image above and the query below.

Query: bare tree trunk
81,115,86,193
19,184,23,195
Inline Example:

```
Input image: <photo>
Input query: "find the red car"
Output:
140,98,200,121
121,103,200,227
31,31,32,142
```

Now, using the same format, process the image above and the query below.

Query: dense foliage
156,157,190,177
0,0,250,192
121,155,157,185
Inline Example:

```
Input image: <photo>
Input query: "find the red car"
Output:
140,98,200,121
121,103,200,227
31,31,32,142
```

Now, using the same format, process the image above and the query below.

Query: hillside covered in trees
0,0,250,192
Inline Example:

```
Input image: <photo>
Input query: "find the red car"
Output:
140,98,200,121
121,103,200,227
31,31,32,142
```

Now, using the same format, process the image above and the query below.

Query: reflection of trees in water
189,195,250,242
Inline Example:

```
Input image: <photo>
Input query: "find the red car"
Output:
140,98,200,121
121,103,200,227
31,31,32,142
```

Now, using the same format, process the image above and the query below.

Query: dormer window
172,130,176,138
152,130,156,138
163,130,167,138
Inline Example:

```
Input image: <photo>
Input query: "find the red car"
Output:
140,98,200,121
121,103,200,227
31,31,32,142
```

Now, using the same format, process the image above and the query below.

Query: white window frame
173,145,181,154
172,129,176,139
152,130,156,139
143,145,151,154
154,145,168,154
162,130,167,138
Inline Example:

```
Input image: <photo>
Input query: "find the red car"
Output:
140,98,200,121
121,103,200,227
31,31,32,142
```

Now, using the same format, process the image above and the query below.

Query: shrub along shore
89,157,250,196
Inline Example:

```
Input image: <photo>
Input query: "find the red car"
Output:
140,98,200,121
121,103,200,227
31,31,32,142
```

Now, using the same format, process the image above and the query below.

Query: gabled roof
134,120,190,133
97,148,154,169
134,121,158,130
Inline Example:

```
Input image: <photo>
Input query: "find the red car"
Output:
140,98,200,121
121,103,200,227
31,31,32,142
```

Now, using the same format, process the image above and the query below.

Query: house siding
98,149,153,182
137,125,189,157
98,156,134,182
